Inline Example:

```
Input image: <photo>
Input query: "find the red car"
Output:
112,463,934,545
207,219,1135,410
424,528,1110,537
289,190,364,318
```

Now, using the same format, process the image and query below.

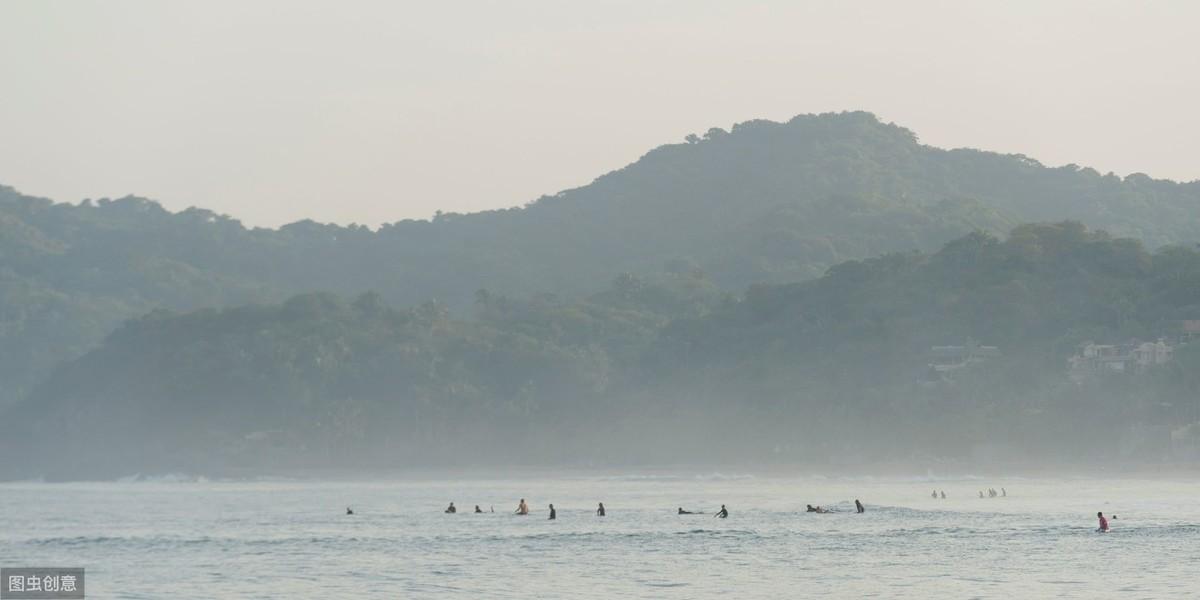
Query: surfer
548,504,557,520
516,499,529,515
678,507,698,515
597,502,606,516
979,491,984,499
855,499,865,513
715,505,728,518
475,505,483,513
346,506,354,515
1097,511,1109,532
932,490,938,499
1001,487,1007,497
445,502,456,514
940,491,946,499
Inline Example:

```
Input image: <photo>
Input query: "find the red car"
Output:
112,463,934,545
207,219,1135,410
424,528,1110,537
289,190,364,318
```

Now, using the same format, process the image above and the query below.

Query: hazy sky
1,0,1198,227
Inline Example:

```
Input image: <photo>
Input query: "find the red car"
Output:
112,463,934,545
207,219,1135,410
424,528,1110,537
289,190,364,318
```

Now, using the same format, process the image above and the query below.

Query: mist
3,112,1199,481
7,6,1200,599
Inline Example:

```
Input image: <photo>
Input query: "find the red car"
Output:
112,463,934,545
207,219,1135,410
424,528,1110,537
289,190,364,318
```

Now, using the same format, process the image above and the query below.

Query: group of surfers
425,499,866,519
348,500,1112,531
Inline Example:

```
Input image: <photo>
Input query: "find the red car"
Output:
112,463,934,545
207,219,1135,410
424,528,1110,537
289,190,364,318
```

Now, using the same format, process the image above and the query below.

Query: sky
1,0,1198,228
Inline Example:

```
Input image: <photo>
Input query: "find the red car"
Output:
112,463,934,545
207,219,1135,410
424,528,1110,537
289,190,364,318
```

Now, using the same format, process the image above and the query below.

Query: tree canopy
7,224,1200,479
3,112,1199,411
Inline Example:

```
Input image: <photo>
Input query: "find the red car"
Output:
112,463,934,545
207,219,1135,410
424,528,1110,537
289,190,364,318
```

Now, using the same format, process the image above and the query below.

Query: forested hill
6,223,1200,479
2,111,1200,409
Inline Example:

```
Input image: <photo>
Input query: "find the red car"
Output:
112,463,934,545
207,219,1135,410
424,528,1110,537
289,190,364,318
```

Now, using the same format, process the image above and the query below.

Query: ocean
2,473,1197,598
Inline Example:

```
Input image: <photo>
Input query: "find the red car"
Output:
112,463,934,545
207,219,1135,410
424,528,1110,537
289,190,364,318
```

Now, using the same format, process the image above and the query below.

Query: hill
2,111,1199,409
7,223,1200,479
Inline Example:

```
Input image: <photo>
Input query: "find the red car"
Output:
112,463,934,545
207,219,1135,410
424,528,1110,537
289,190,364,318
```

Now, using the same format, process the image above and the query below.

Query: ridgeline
3,112,1200,477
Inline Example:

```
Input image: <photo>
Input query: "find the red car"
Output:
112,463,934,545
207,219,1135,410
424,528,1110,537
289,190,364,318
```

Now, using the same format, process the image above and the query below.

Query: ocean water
2,473,1198,599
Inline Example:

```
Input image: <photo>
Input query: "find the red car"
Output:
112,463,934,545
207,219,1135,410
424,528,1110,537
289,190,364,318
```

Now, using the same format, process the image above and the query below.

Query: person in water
346,506,354,515
474,505,483,513
940,491,946,499
855,499,865,514
678,507,697,515
548,504,556,520
516,499,529,515
806,504,818,512
979,491,985,498
597,502,606,517
932,490,938,499
1097,511,1109,532
445,502,456,514
1001,488,1007,497
714,505,728,518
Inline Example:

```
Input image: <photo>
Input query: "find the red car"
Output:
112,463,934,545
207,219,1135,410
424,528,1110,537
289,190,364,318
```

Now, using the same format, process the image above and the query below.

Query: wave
115,472,210,484
590,472,757,483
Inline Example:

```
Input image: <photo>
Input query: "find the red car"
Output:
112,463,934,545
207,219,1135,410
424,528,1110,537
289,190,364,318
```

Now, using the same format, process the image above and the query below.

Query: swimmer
445,502,456,514
678,507,697,515
807,504,818,513
855,499,865,514
597,502,606,517
549,504,556,520
516,499,529,515
714,505,728,519
475,505,483,513
1097,511,1109,532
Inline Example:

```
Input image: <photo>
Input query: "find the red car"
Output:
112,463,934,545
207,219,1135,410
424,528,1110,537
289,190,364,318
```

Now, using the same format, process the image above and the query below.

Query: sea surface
2,473,1198,598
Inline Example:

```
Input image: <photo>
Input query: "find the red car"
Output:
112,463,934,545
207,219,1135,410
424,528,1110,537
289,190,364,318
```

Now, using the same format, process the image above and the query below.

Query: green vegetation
3,112,1200,477
7,223,1200,478
3,112,1199,412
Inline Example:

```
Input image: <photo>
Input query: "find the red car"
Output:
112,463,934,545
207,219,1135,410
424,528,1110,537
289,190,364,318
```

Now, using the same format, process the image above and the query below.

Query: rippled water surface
2,474,1198,598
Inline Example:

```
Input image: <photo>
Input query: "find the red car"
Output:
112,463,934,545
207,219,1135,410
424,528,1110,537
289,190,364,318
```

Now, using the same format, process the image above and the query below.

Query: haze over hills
3,111,1200,478
6,222,1200,479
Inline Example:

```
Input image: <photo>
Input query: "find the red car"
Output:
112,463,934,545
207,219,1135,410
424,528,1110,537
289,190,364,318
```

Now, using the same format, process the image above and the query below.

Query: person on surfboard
548,504,556,520
516,499,529,515
714,505,728,518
